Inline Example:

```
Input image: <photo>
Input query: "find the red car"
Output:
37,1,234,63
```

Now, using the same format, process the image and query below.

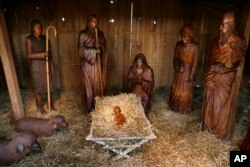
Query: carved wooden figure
16,115,68,137
202,12,246,140
127,53,154,113
78,14,107,114
0,133,41,166
26,20,55,115
169,23,199,114
114,106,126,126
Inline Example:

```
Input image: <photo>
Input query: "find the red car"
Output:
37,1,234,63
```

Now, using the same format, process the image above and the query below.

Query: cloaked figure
114,106,126,126
78,14,108,114
0,133,41,166
202,12,246,140
169,23,199,114
127,53,154,113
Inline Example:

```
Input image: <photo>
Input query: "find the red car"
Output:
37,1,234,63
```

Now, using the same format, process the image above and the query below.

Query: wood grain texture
3,0,249,90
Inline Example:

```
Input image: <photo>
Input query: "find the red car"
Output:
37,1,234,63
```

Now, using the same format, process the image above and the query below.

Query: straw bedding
91,93,152,138
0,86,249,167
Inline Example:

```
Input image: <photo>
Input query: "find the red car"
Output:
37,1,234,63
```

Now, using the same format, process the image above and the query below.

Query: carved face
90,18,98,29
33,24,42,37
114,106,121,114
133,54,148,70
220,21,230,34
219,13,235,46
136,59,143,69
219,22,231,45
181,34,191,45
180,23,195,43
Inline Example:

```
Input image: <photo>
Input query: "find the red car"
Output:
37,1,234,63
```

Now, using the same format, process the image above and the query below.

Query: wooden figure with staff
78,14,108,114
26,20,56,115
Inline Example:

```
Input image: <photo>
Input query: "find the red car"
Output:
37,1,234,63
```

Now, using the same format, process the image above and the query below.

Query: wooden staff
95,28,103,96
46,26,56,112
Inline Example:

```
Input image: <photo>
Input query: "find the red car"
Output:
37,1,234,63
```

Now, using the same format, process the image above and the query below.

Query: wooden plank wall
122,0,184,90
3,0,248,91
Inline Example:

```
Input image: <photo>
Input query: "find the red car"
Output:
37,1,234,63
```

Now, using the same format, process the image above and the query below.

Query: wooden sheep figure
0,132,41,166
16,115,68,137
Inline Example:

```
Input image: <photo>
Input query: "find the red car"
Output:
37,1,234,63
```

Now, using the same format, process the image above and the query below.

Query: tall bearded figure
202,12,246,140
169,23,199,114
78,14,107,113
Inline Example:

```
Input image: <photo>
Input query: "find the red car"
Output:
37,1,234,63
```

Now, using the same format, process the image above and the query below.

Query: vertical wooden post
243,6,250,46
118,0,125,90
0,6,25,120
232,9,249,122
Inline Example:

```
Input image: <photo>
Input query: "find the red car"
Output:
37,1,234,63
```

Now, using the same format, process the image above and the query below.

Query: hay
90,93,152,137
86,93,155,160
0,86,249,166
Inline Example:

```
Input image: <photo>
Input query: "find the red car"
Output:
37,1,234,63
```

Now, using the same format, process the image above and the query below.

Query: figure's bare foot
51,107,57,112
37,107,46,115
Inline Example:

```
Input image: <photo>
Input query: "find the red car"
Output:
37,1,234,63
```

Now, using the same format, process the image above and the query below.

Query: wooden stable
1,0,249,91
0,1,249,166
0,0,250,119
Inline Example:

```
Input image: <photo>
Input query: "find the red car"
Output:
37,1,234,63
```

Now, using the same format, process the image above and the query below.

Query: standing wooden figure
169,23,199,114
78,14,108,113
202,12,246,140
26,20,56,115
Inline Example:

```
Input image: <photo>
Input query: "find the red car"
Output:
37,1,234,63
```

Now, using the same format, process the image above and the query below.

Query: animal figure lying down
0,132,41,166
16,115,68,137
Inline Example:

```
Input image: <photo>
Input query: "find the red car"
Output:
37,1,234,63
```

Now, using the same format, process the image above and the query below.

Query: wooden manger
86,93,156,160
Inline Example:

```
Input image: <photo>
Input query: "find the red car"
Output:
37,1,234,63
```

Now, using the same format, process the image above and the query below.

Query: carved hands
211,63,226,73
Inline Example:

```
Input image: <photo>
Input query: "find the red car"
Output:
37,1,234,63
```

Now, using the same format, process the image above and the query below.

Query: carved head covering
222,12,235,28
86,13,99,29
222,12,235,23
132,53,149,70
180,23,195,38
